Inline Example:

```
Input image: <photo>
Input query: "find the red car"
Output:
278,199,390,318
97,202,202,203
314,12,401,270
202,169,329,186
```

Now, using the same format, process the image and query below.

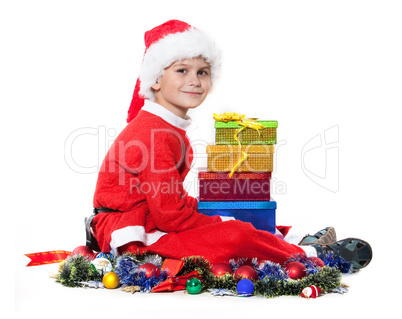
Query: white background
3,0,401,317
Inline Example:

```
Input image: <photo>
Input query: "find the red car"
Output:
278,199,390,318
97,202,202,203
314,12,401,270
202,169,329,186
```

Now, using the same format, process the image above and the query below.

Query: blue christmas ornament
237,278,254,297
96,252,116,262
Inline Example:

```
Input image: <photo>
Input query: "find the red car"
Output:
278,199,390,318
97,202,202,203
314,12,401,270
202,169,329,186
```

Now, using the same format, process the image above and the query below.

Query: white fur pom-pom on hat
127,19,221,122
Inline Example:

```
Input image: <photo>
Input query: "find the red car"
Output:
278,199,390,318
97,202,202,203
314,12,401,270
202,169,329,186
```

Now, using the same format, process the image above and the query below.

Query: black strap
85,215,101,252
93,207,120,215
85,207,119,252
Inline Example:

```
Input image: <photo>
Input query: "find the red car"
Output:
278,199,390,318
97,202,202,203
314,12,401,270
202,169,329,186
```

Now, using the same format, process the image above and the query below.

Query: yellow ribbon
213,113,265,177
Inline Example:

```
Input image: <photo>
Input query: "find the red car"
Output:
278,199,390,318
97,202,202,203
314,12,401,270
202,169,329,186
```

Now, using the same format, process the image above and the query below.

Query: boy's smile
152,57,211,119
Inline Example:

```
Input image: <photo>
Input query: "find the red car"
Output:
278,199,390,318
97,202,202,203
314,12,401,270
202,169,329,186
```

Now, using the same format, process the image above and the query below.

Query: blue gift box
198,200,276,233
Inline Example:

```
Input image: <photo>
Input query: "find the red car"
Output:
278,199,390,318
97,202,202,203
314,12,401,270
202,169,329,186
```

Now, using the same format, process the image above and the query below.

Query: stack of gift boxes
197,116,278,233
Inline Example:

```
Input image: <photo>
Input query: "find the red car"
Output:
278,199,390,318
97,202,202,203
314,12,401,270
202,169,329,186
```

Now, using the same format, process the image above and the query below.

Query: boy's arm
137,143,222,233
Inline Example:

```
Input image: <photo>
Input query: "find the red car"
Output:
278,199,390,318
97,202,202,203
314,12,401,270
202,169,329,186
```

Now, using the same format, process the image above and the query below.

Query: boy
87,20,371,269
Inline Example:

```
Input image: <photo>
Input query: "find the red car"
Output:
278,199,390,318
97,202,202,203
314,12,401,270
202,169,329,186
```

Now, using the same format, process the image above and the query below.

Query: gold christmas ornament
102,272,120,289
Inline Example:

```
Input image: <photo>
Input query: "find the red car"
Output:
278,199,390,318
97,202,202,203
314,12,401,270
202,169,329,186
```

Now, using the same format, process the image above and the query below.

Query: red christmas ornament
285,261,307,280
300,285,322,299
139,263,161,278
72,246,93,257
308,256,325,268
211,263,233,277
234,265,258,281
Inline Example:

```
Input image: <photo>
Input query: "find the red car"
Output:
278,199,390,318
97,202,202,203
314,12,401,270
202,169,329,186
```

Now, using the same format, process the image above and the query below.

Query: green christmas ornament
186,278,202,294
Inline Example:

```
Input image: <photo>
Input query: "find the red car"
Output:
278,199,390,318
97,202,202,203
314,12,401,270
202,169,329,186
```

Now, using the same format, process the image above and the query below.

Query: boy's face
152,57,211,118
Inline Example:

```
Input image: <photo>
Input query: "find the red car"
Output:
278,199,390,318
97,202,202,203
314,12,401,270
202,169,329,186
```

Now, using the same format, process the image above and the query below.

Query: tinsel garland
287,253,352,274
58,254,101,287
255,265,341,297
114,254,167,292
56,252,347,297
322,252,352,273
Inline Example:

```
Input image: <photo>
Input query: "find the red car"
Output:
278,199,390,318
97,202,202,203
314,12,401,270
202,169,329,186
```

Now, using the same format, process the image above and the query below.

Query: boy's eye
198,70,209,76
177,69,187,73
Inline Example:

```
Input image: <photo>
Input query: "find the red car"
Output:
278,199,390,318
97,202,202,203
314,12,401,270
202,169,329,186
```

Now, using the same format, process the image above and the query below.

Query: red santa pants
119,220,305,265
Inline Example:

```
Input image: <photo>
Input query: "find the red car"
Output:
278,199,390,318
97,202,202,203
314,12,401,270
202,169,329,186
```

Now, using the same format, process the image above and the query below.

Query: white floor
6,1,402,317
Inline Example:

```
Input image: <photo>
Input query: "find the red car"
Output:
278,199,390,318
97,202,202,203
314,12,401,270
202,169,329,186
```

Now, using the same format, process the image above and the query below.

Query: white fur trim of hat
139,27,221,101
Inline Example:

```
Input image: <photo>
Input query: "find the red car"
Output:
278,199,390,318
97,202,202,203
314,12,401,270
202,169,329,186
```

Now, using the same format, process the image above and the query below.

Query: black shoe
299,227,337,246
312,237,372,270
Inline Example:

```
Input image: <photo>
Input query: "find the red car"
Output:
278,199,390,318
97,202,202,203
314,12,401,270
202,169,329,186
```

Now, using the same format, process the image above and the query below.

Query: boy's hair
127,20,221,123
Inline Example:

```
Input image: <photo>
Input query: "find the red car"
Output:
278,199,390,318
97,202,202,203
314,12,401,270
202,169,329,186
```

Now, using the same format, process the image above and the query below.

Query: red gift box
198,171,271,201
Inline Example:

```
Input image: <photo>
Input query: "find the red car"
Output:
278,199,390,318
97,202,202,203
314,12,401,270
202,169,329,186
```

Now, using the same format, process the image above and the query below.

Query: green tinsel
254,266,342,298
178,256,215,289
55,252,343,297
57,254,101,287
179,256,342,297
209,273,238,291
179,256,211,275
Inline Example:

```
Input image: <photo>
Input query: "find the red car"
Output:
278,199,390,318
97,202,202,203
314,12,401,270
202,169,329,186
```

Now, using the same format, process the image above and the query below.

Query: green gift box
215,120,278,145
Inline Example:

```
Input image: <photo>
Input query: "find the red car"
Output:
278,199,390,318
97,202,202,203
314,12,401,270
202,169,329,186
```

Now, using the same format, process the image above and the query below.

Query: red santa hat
127,19,221,122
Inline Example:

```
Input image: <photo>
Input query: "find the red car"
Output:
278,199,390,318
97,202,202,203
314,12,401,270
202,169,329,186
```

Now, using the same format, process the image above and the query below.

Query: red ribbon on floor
152,259,201,292
25,250,71,267
160,258,184,277
152,270,201,292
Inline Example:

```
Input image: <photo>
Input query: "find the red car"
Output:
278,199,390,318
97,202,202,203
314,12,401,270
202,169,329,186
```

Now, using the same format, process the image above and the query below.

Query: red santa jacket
92,101,222,253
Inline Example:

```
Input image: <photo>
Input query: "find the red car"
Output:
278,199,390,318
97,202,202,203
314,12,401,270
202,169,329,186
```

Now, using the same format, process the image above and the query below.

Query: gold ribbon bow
213,113,265,177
